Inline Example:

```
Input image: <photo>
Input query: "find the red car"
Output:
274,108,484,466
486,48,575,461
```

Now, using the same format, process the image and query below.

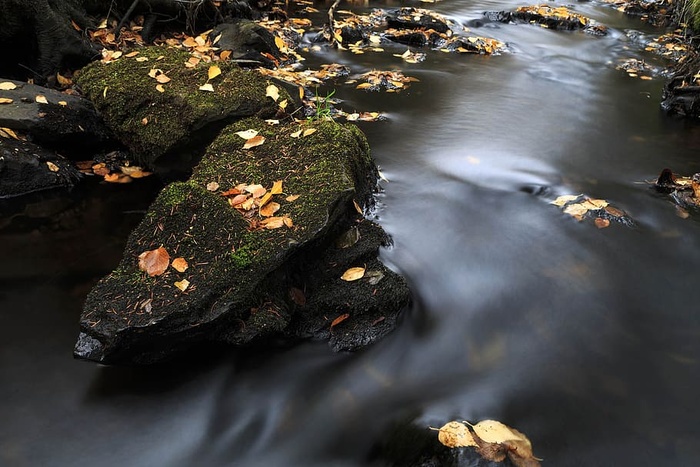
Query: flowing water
2,1,700,466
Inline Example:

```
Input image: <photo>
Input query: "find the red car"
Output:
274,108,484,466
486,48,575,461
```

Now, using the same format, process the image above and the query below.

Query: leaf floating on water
243,135,265,149
174,279,190,292
551,194,581,207
341,267,365,281
171,257,189,272
138,246,170,277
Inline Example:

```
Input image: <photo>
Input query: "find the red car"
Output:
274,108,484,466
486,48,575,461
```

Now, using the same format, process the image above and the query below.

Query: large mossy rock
75,117,409,364
75,46,285,166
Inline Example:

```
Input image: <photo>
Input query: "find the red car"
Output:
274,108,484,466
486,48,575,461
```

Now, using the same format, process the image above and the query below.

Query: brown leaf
330,313,349,329
260,216,285,229
56,73,72,86
594,218,610,229
155,73,171,84
138,246,170,276
283,216,293,228
171,257,189,272
220,50,232,60
243,135,265,149
341,267,365,281
286,194,300,202
289,287,306,306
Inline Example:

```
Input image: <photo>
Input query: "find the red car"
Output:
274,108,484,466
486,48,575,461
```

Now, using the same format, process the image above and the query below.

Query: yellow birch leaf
35,95,48,104
274,35,286,50
172,257,189,272
356,82,373,89
125,51,139,58
243,135,265,149
303,128,317,137
58,101,67,106
258,191,273,208
266,84,280,101
199,83,215,92
208,65,222,80
563,203,589,218
46,161,60,172
551,194,580,206
299,86,305,100
174,279,190,291
156,84,165,93
0,82,17,90
471,420,522,444
279,99,288,110
341,267,365,281
138,246,170,277
434,422,478,448
270,180,283,194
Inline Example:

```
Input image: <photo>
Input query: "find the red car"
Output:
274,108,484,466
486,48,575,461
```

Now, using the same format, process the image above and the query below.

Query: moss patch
76,46,286,165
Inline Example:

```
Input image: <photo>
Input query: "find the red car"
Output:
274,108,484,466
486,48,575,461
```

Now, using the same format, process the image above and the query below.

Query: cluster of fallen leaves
644,33,691,61
654,168,700,217
76,160,152,183
433,419,541,467
211,178,297,230
515,5,590,28
351,70,419,92
138,246,191,291
449,36,506,55
615,58,656,80
551,194,627,228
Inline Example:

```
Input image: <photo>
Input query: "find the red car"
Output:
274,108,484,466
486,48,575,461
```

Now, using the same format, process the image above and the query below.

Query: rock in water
75,118,410,364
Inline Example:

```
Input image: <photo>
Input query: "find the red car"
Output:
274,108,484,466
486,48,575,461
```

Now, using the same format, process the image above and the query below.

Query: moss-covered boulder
75,46,286,166
75,117,409,364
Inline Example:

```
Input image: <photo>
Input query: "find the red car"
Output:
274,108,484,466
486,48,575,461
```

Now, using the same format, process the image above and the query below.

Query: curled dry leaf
138,246,170,277
341,267,365,281
171,257,189,272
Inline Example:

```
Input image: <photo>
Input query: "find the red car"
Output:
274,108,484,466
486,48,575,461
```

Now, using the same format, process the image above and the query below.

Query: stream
2,0,700,465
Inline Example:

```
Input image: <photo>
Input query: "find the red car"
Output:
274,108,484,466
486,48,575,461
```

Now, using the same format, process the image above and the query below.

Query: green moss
230,244,253,269
158,181,195,207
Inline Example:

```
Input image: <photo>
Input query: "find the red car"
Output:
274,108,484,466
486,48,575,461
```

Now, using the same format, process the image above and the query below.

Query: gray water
2,1,700,466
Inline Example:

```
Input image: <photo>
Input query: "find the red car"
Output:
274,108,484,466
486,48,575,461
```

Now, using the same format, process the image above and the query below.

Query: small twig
115,0,141,39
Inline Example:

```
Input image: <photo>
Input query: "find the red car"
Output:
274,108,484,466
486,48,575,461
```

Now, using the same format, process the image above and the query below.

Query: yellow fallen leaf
261,216,285,229
156,84,165,93
199,83,215,92
434,422,478,448
283,216,293,228
35,95,48,104
208,65,222,80
234,129,258,139
46,161,60,172
279,99,288,110
0,127,20,140
356,82,373,90
125,51,140,58
220,50,232,60
58,101,67,106
303,128,317,137
155,73,171,84
270,180,283,194
172,257,189,272
0,82,17,90
243,135,265,149
286,194,300,202
136,56,149,62
551,195,580,207
174,279,190,291
341,267,365,281
56,73,72,86
291,129,302,138
471,420,522,444
266,84,280,101
148,68,159,78
0,98,13,104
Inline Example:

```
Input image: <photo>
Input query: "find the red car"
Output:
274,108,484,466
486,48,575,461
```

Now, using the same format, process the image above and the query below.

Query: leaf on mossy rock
208,65,221,80
138,246,170,276
434,419,541,467
243,135,265,149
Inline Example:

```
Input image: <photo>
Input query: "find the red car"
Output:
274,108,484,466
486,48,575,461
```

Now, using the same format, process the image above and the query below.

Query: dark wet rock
385,29,446,48
386,7,451,34
662,53,700,118
0,138,81,198
0,79,116,158
75,117,409,364
75,46,286,167
490,5,607,35
212,19,282,66
653,168,700,209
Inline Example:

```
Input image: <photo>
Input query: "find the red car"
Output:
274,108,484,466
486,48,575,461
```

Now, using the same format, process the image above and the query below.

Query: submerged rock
75,117,410,364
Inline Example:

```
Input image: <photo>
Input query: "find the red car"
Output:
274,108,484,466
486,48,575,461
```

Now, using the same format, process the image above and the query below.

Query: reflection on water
2,1,700,466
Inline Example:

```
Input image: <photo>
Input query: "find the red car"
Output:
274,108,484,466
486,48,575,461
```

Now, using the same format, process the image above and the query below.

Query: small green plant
310,88,336,121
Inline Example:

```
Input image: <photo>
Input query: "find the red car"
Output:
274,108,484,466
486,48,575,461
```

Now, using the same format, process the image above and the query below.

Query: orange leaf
138,246,170,276
243,135,265,149
286,194,300,202
220,187,242,197
155,73,171,84
341,267,365,281
260,201,280,217
220,50,232,60
260,217,285,229
283,216,293,228
172,257,189,272
330,313,349,329
228,194,248,206
594,218,610,229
